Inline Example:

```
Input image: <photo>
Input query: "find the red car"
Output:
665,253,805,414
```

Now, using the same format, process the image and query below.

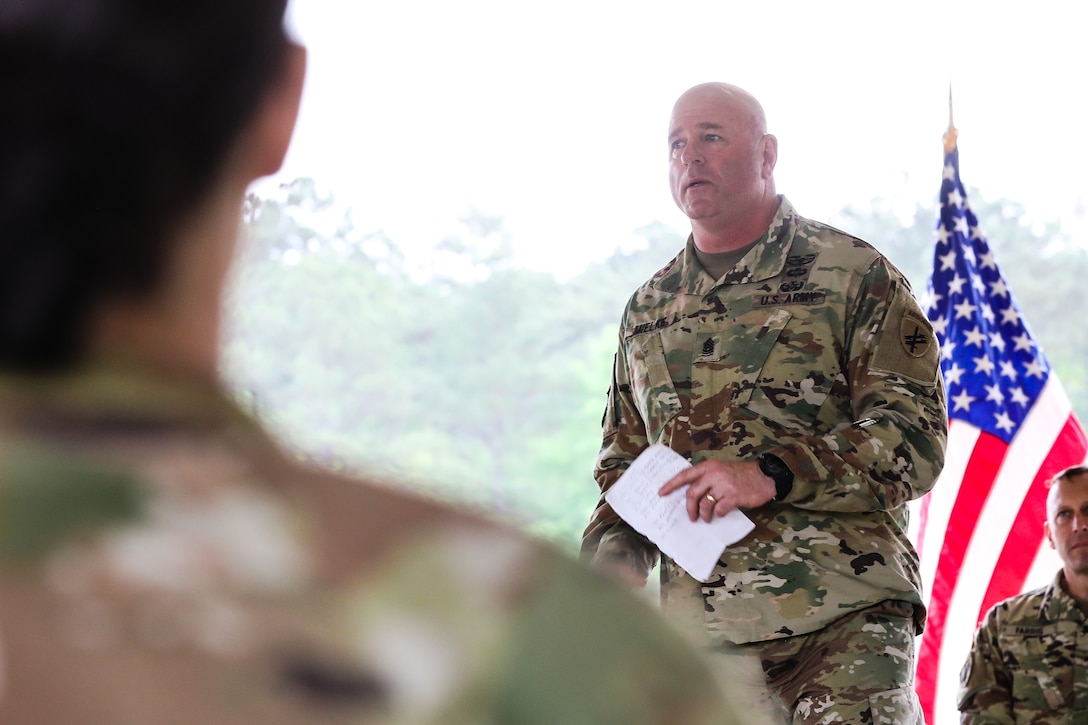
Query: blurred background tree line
222,179,1088,553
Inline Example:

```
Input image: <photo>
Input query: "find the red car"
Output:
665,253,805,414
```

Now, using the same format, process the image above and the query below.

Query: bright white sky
266,0,1087,278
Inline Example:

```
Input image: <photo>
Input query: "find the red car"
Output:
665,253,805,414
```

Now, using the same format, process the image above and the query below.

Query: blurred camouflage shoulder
0,362,743,724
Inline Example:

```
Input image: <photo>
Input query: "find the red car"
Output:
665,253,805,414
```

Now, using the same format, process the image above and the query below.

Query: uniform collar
1039,570,1088,622
661,195,799,297
0,356,261,437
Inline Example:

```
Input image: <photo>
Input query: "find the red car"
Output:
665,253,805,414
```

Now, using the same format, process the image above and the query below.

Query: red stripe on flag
978,415,1088,617
917,431,1007,725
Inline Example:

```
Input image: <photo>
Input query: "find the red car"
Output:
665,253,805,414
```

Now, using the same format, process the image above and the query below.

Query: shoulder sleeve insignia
871,299,940,386
900,312,932,358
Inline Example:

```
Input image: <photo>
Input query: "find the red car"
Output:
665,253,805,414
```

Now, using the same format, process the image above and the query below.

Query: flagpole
943,84,957,154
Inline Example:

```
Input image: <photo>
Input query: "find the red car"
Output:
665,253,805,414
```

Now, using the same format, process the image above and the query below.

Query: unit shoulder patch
899,312,933,358
871,303,940,386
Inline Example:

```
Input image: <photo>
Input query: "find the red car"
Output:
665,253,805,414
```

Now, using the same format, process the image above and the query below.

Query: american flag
915,141,1088,722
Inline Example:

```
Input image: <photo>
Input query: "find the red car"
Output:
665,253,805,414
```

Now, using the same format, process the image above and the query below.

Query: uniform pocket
626,332,681,440
867,685,922,724
692,308,792,410
745,306,839,425
999,631,1074,712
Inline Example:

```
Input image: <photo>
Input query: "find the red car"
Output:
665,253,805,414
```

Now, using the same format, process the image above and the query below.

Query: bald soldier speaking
582,82,948,724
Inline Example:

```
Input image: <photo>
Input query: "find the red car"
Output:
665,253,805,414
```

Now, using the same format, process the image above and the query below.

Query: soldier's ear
1044,521,1055,549
760,134,777,179
244,42,307,180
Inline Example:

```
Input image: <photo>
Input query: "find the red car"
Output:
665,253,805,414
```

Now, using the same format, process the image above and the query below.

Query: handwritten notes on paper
604,444,755,582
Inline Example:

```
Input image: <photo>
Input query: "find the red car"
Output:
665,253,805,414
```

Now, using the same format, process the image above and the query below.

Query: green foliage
224,179,1088,552
225,180,683,552
829,197,935,290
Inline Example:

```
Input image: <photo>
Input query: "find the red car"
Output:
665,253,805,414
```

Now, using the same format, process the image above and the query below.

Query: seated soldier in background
958,465,1088,723
0,1,738,722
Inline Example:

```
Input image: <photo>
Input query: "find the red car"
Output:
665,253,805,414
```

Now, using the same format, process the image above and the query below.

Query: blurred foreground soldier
0,2,739,723
581,81,947,723
958,466,1088,724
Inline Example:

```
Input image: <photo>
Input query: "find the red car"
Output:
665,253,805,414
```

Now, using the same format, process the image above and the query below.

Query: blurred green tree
224,179,1088,552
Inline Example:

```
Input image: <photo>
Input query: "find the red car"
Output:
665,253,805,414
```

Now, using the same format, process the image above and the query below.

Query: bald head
669,83,768,140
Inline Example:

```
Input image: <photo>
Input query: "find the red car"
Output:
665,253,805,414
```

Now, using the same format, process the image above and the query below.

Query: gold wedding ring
704,492,717,504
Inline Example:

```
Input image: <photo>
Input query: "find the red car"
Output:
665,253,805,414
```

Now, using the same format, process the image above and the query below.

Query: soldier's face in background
1046,472,1088,576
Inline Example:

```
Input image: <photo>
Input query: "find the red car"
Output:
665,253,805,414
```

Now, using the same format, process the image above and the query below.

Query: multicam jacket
0,361,736,725
583,197,947,646
959,570,1088,724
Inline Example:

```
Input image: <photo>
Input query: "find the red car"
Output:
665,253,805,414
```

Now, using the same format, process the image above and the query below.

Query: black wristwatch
758,453,794,501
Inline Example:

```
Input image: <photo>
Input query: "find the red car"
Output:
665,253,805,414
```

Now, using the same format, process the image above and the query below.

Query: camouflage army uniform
958,571,1088,723
583,197,946,719
0,361,738,725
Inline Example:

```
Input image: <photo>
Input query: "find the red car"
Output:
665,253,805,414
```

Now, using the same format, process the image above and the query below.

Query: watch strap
758,453,794,501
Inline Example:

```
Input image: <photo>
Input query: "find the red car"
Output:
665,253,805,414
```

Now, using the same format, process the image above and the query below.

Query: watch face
761,454,786,476
760,454,793,500
761,452,796,492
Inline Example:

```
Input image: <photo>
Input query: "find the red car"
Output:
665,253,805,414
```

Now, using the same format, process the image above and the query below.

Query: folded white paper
604,444,755,582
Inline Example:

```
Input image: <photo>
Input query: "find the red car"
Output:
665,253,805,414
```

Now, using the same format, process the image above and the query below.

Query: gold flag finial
943,84,958,155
